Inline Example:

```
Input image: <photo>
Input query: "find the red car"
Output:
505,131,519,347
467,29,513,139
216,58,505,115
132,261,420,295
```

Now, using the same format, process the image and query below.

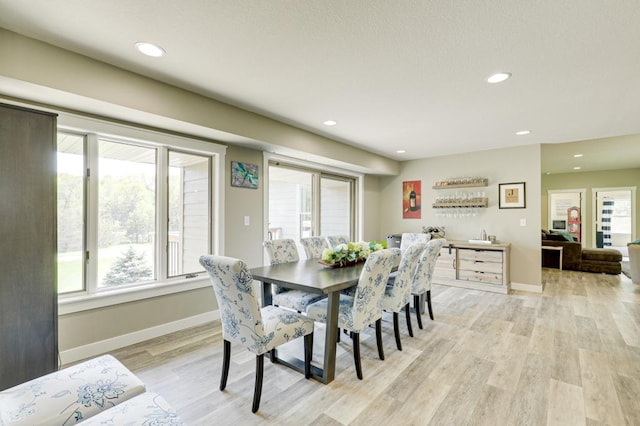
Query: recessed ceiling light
323,120,337,126
573,166,581,170
487,72,512,84
516,130,531,136
135,42,165,57
396,150,406,154
573,154,583,158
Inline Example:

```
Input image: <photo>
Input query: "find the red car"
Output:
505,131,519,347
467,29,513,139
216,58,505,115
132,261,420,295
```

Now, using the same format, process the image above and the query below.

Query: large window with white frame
56,117,223,297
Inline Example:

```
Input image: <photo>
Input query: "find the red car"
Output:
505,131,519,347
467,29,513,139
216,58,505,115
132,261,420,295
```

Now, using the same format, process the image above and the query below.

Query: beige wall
379,144,542,286
541,168,640,247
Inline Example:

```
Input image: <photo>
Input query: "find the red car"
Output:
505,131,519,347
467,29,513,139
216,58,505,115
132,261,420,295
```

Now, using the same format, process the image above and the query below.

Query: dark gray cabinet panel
0,103,58,390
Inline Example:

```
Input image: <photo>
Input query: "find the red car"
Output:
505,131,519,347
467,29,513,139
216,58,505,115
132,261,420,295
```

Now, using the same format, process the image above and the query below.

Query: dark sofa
542,230,622,274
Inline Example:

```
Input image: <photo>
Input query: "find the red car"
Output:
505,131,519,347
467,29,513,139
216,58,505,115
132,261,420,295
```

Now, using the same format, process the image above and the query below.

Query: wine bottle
409,186,417,211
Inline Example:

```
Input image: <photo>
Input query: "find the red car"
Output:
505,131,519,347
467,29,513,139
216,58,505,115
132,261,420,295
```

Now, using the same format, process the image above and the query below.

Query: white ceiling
1,0,640,172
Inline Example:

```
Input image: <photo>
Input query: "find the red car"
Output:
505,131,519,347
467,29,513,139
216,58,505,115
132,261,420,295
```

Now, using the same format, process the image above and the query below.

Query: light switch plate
244,216,250,226
520,218,526,227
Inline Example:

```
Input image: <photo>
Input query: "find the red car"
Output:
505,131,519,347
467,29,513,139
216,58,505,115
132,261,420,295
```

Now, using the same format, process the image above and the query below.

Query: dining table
249,259,364,384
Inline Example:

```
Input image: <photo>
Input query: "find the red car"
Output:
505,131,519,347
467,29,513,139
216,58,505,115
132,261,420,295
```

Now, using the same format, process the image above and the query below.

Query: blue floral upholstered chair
306,249,399,380
411,238,447,328
382,242,428,351
327,234,349,248
199,255,315,413
400,232,431,252
300,236,329,259
263,238,325,312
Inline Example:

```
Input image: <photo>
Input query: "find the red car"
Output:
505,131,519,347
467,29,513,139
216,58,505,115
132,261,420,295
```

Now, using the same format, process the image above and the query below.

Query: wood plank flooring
96,269,640,425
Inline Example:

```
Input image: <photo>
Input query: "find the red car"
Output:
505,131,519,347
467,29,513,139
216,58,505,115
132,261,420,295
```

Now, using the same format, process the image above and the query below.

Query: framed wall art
231,161,259,189
499,182,526,209
402,180,421,218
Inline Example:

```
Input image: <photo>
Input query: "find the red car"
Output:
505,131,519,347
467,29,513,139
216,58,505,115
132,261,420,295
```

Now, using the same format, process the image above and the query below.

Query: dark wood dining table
249,259,364,384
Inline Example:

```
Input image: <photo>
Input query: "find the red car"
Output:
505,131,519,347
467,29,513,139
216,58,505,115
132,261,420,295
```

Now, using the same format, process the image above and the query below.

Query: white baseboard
510,281,543,293
59,310,220,365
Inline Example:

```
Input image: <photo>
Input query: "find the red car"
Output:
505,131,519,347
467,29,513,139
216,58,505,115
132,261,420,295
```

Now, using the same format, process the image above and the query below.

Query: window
56,116,223,299
267,162,356,250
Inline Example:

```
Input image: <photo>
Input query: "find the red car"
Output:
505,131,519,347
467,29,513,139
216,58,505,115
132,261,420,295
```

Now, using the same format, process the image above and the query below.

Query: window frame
57,113,226,315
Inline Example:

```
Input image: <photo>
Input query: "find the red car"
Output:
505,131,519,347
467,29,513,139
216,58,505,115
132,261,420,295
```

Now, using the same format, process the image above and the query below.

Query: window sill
58,276,211,315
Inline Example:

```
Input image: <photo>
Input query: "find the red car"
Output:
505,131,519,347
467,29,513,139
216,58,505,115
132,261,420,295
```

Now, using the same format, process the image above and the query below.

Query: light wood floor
106,269,640,425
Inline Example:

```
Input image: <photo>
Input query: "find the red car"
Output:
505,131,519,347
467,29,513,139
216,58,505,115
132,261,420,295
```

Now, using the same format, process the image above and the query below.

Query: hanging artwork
402,180,421,219
231,161,259,188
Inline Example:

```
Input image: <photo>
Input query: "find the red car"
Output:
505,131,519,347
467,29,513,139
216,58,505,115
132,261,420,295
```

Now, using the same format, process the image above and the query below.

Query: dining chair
306,248,400,380
199,255,315,413
411,238,447,329
263,238,325,312
382,242,428,351
327,234,349,248
300,236,329,259
400,232,431,252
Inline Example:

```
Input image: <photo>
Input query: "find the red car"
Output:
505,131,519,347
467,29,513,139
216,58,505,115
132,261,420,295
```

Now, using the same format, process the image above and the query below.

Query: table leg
322,292,340,384
261,281,273,306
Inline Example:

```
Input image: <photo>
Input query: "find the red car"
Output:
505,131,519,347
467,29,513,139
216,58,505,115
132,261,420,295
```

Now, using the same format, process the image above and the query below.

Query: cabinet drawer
458,248,502,263
459,259,503,274
459,270,503,285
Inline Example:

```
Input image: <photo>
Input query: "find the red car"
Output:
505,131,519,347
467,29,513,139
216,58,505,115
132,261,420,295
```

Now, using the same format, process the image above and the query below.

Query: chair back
412,239,447,294
350,248,400,330
263,238,300,265
199,255,267,353
400,232,431,252
384,242,427,311
327,235,349,248
300,236,329,259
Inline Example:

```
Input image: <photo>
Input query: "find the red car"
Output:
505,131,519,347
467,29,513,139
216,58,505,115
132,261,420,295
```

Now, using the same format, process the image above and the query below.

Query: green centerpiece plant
320,240,387,267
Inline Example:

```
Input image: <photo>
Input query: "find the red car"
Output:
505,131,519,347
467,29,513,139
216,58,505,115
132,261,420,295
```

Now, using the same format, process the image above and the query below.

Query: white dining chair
327,235,349,248
263,238,325,312
306,248,399,380
400,232,431,252
300,236,329,259
411,238,447,328
199,255,315,413
382,242,427,350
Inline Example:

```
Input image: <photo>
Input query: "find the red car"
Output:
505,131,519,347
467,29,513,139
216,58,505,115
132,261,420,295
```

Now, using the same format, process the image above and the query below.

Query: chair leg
269,348,276,363
337,327,341,343
252,354,264,413
304,332,313,379
427,290,434,320
375,319,385,361
352,332,363,380
220,339,231,391
405,303,413,337
414,294,423,329
393,312,402,351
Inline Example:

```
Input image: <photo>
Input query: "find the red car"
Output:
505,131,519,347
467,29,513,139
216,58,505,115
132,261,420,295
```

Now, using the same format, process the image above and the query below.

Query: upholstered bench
0,355,147,425
81,392,184,425
580,248,622,274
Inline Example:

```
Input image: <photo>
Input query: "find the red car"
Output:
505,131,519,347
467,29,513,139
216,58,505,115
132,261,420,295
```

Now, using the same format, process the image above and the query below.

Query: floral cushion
300,237,329,259
306,249,399,332
272,290,325,312
81,392,183,425
0,355,145,425
199,255,314,356
412,239,447,295
382,242,427,312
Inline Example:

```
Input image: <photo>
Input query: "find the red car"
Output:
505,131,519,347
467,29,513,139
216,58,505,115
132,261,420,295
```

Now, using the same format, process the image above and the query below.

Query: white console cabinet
433,241,511,294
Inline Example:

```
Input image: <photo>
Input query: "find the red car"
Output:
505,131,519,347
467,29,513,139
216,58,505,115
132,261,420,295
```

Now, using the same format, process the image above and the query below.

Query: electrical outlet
244,216,250,226
520,218,526,227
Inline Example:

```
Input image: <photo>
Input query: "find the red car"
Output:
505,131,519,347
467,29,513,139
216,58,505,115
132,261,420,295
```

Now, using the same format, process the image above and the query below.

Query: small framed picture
231,161,259,189
499,182,526,209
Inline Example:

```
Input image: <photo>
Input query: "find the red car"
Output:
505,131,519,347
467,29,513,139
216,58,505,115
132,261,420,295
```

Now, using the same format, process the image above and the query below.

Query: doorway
593,187,636,257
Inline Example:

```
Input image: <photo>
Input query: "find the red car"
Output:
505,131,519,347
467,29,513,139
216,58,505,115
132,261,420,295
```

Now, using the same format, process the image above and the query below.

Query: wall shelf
433,177,488,189
432,198,488,209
